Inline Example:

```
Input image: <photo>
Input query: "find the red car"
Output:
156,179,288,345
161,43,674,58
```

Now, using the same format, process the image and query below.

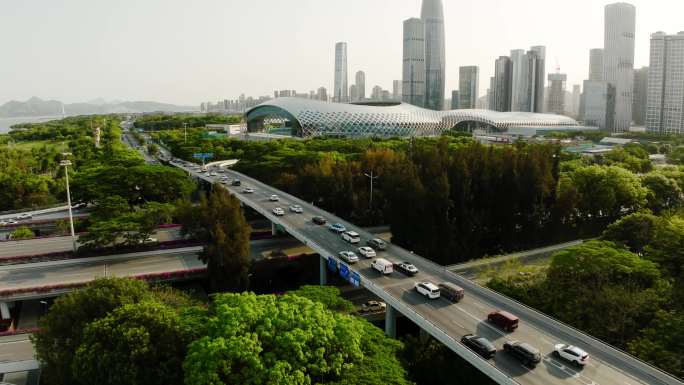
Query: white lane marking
472,302,485,310
543,356,599,385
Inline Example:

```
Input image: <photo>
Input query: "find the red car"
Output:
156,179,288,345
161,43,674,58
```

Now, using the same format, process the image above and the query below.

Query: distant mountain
0,97,196,117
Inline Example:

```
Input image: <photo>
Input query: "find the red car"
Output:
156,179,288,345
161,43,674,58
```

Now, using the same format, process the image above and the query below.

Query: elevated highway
172,160,682,385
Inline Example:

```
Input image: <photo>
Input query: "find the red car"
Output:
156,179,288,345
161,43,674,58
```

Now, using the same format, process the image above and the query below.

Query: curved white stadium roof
245,97,580,138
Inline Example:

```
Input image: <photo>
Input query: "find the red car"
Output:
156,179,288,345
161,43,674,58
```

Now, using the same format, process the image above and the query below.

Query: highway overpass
172,160,682,385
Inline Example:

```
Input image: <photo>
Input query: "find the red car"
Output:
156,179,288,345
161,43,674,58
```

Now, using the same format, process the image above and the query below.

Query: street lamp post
60,153,77,253
364,170,379,208
183,123,188,143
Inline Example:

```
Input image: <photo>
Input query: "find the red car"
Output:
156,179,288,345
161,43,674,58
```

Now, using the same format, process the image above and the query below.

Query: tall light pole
364,171,379,208
183,123,188,143
60,153,77,253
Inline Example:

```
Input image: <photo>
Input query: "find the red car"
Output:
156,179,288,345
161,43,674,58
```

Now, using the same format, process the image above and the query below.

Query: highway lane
179,162,681,385
0,334,33,363
0,228,182,259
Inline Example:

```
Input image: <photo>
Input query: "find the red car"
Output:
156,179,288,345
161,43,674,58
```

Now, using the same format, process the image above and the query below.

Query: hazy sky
2,0,684,106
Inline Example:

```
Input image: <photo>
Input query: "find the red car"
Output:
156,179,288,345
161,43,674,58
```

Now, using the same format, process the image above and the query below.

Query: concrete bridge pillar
319,256,328,286
271,222,278,236
26,369,41,385
385,304,396,338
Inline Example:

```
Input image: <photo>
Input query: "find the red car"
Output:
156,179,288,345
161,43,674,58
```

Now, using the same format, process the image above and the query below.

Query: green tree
602,212,661,254
288,285,355,313
628,310,684,379
183,292,408,385
72,300,196,385
177,188,251,292
10,226,34,240
642,173,683,213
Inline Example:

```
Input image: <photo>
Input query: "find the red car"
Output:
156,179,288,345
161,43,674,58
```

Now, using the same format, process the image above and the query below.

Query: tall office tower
393,80,402,100
546,73,567,115
355,71,366,101
334,42,348,103
584,80,616,130
402,18,426,107
646,32,684,134
530,46,546,112
488,77,496,110
451,90,460,109
350,84,359,102
632,66,648,126
589,49,605,81
572,84,582,117
604,3,636,132
492,56,512,111
371,86,383,101
458,66,479,109
510,49,528,111
317,87,328,102
421,0,445,110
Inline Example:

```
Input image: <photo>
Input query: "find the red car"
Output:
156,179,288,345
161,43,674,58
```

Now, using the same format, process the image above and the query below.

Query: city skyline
2,0,684,106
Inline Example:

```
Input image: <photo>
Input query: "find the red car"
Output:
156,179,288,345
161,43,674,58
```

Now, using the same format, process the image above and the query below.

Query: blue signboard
350,272,361,287
327,257,338,273
193,153,214,160
339,263,350,280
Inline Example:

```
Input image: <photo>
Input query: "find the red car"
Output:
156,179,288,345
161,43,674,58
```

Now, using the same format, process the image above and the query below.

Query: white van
342,231,361,244
371,258,393,275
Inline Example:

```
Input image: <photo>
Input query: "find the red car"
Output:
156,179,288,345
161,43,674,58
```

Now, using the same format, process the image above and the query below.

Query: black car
231,179,241,186
395,262,419,276
461,334,496,359
503,341,542,367
312,216,327,225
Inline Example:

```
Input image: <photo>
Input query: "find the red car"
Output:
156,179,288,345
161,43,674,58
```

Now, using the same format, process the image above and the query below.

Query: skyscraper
392,80,402,100
451,90,460,109
604,3,636,132
510,48,545,112
632,66,648,126
589,49,604,81
646,32,684,134
572,84,582,118
510,49,528,111
458,66,479,109
402,18,425,107
350,84,359,103
583,80,616,130
355,71,366,101
317,87,328,102
421,0,445,110
530,46,546,113
492,56,512,112
546,73,567,115
334,42,348,103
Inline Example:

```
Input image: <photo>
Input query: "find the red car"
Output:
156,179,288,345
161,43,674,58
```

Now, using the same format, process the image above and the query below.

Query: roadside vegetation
133,113,241,131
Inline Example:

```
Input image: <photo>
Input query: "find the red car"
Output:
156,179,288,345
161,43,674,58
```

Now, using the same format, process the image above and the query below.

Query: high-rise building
350,84,359,103
572,84,582,118
546,73,567,115
421,0,446,110
510,48,545,112
402,18,426,107
458,66,479,109
393,80,402,100
589,49,604,81
371,86,384,101
334,42,348,103
583,80,616,130
451,90,460,109
646,32,684,134
632,66,648,126
491,56,512,112
355,71,366,101
317,87,328,102
604,3,636,132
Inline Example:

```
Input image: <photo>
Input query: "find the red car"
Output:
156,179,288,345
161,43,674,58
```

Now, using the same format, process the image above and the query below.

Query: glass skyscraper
421,0,445,111
334,42,348,103
402,18,426,108
603,3,636,132
646,32,684,134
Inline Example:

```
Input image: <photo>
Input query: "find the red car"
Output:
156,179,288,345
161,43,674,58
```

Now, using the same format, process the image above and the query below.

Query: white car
269,195,279,202
272,207,285,216
16,213,32,220
553,344,589,366
357,246,376,258
342,231,361,244
243,188,255,194
7,219,18,225
289,205,303,213
415,282,441,299
210,172,218,177
338,251,359,264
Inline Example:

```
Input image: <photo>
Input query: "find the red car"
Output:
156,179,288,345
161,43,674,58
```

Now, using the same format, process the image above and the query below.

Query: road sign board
350,272,361,287
339,263,350,280
327,257,338,273
193,153,214,160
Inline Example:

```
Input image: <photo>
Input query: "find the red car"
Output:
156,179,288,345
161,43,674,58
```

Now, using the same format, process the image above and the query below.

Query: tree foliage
628,310,684,379
288,285,355,313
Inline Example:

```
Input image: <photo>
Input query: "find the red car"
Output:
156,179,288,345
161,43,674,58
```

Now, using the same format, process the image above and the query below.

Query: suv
503,341,541,367
289,205,303,213
328,223,346,233
357,246,376,258
269,195,279,202
367,238,387,250
553,344,589,366
461,334,496,359
231,179,241,186
487,310,519,332
272,207,285,216
358,300,386,314
338,251,359,264
312,216,327,225
342,231,361,244
414,282,440,299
